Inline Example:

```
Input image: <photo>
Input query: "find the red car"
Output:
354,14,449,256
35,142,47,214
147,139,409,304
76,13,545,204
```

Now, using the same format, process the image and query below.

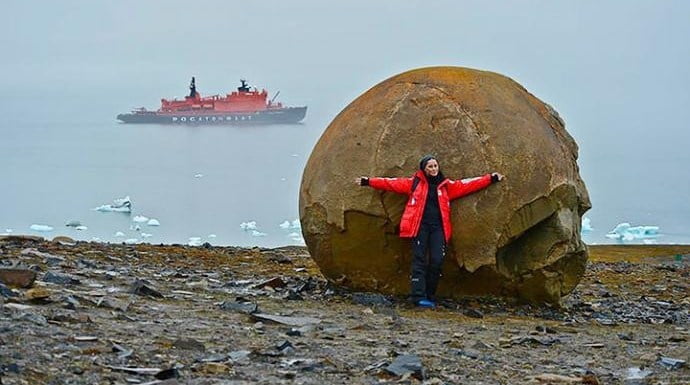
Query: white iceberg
288,232,305,244
113,196,131,206
279,219,301,230
147,218,160,226
30,224,53,232
141,232,153,238
240,221,258,231
132,215,149,223
75,225,88,231
287,232,304,242
605,222,660,241
124,238,139,245
194,173,204,178
250,230,267,237
208,234,217,239
94,196,132,213
581,217,593,232
188,237,202,246
114,231,125,237
5,229,13,234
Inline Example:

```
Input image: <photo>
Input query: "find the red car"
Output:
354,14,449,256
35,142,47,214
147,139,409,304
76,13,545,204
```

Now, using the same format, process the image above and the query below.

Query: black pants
410,222,446,302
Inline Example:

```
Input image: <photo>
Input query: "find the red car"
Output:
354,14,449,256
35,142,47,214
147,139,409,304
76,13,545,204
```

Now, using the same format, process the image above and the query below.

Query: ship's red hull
117,107,306,125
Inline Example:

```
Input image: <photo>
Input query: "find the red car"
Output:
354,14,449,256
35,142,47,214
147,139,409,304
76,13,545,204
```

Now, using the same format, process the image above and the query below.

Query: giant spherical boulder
299,66,591,303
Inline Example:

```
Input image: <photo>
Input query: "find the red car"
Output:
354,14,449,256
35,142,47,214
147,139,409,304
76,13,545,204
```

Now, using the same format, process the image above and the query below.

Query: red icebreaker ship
117,77,307,125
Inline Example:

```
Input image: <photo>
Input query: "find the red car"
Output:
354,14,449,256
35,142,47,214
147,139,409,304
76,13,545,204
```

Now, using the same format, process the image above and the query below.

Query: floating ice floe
288,232,305,244
208,234,217,239
147,218,160,226
65,220,82,228
124,238,139,245
188,237,202,246
581,217,593,232
30,224,53,232
241,221,267,236
114,231,125,237
605,222,660,241
194,173,204,178
141,233,153,238
94,196,132,213
279,219,301,230
132,215,149,223
291,154,299,157
287,232,304,241
75,225,88,231
240,221,258,231
4,229,13,234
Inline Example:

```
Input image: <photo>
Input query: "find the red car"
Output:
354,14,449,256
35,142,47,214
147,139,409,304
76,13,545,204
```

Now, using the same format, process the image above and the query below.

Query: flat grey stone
385,354,424,379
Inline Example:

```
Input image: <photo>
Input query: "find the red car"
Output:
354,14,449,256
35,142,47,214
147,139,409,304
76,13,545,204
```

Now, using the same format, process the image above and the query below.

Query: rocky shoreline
1,235,688,384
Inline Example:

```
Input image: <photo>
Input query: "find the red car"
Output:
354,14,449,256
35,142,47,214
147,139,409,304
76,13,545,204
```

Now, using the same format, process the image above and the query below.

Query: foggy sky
2,0,690,233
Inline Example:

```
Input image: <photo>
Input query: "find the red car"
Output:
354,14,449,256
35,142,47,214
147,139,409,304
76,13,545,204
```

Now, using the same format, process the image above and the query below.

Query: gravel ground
0,236,688,384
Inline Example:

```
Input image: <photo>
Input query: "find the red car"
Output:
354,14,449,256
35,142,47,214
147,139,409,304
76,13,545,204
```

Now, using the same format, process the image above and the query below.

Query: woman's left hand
492,172,505,182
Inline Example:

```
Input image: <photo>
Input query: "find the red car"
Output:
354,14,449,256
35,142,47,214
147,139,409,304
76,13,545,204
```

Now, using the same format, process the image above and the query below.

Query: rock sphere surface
299,66,591,303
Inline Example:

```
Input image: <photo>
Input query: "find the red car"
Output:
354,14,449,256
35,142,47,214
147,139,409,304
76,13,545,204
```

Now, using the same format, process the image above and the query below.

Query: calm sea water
1,106,689,247
1,117,321,247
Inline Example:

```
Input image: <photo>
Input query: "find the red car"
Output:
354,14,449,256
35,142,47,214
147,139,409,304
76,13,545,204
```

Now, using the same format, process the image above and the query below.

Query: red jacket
368,170,493,241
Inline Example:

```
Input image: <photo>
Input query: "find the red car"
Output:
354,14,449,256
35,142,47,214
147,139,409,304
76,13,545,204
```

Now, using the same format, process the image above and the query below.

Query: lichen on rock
299,66,591,303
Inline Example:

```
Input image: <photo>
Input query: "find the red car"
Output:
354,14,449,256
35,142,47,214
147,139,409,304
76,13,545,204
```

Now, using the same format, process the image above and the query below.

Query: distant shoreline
3,234,689,263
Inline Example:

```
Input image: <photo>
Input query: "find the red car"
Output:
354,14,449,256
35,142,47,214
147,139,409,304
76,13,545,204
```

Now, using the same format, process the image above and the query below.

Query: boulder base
299,66,591,303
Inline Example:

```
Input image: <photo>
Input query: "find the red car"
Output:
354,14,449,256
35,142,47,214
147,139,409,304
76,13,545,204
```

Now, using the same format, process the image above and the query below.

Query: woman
356,155,503,308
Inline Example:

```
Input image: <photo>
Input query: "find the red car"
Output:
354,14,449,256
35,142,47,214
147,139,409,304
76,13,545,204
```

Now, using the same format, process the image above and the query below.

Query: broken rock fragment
385,354,425,379
43,271,81,285
219,300,258,314
251,313,321,327
173,338,206,352
0,268,37,288
130,279,163,298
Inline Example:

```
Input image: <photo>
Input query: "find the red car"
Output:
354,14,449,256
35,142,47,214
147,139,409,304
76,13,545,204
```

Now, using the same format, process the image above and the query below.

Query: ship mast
238,79,250,93
189,77,198,98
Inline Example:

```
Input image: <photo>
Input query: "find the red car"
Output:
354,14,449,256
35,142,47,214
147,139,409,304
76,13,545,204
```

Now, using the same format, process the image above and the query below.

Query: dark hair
419,155,437,170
